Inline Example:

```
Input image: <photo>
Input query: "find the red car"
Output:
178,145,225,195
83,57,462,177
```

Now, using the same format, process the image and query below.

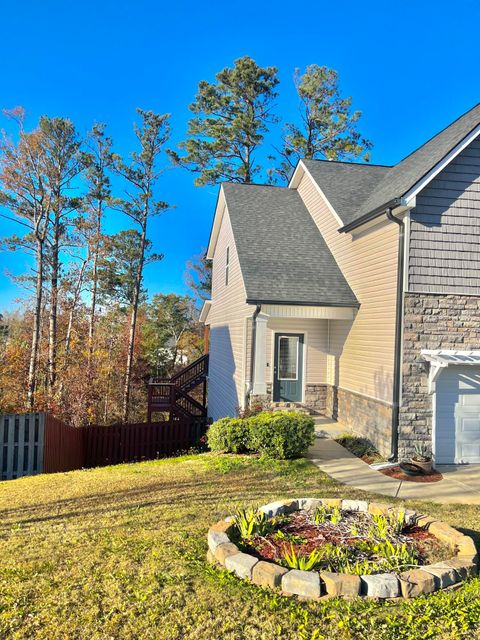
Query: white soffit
422,349,480,392
262,304,356,320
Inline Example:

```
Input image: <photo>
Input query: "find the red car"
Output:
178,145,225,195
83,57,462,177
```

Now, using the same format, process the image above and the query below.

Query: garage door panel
436,365,480,464
459,394,480,407
459,417,480,434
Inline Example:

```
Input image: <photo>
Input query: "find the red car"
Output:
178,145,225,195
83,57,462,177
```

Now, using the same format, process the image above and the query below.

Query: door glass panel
278,336,299,380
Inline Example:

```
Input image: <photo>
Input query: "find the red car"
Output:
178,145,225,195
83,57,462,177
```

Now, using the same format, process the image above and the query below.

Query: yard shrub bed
235,507,447,575
207,411,315,459
208,498,478,600
335,433,384,464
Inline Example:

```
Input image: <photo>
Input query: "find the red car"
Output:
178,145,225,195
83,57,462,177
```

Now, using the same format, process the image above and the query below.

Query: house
200,103,480,465
156,336,189,371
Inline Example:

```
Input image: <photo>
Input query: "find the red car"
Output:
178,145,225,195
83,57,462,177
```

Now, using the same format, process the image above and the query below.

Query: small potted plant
411,442,433,474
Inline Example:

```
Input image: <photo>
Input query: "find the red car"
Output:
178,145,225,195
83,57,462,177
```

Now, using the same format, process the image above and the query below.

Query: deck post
147,384,152,424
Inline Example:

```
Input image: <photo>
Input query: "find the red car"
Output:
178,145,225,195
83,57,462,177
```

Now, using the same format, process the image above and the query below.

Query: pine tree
0,108,50,408
170,56,279,185
79,124,113,370
111,110,170,422
271,65,372,182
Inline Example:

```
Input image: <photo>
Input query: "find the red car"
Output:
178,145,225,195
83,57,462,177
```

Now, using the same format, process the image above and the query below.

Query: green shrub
248,411,315,459
206,417,250,453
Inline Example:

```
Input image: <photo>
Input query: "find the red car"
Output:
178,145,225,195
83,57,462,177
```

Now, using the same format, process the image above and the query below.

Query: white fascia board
288,160,306,189
206,187,227,259
288,160,344,227
404,124,480,204
198,300,211,324
349,203,412,239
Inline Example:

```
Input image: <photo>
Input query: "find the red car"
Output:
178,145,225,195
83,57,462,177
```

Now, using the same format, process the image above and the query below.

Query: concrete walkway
308,419,480,505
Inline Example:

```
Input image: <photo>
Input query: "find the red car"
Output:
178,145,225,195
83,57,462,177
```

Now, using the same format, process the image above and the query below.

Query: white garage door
436,365,480,464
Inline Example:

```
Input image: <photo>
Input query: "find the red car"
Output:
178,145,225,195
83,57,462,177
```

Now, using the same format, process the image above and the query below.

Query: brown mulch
247,512,445,567
380,465,443,483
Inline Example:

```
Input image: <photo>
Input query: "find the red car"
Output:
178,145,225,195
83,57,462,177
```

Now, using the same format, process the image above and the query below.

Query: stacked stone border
207,498,478,599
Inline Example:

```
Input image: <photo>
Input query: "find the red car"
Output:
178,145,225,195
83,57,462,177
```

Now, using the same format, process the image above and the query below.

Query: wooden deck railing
148,354,209,422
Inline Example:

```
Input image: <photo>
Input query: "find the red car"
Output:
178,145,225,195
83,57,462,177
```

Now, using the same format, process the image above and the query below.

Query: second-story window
225,246,230,286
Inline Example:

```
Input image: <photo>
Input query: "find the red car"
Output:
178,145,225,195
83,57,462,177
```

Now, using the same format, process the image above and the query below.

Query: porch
246,303,356,414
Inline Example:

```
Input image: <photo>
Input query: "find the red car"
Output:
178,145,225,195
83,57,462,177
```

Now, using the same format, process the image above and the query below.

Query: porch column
252,312,269,395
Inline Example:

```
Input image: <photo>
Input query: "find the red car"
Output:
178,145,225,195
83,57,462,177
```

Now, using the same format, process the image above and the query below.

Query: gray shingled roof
222,183,358,307
302,160,390,226
303,103,480,229
356,102,480,221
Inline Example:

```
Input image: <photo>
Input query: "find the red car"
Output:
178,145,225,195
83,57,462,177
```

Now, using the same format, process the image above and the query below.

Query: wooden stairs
147,354,209,423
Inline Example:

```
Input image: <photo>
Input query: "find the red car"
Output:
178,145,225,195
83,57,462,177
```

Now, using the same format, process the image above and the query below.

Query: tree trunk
48,212,60,393
88,207,101,370
58,258,87,401
27,237,44,409
122,225,147,423
103,334,113,424
244,145,251,183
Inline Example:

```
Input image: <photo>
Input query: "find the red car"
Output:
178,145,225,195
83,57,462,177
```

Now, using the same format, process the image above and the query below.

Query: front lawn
1,454,480,639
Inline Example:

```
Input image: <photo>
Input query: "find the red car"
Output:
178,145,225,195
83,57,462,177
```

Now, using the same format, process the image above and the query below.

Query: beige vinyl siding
297,174,399,403
326,319,353,386
208,206,253,419
265,319,328,384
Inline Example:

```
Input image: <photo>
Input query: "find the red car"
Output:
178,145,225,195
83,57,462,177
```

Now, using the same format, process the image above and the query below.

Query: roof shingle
301,160,390,226
357,102,480,221
222,183,358,307
303,103,480,229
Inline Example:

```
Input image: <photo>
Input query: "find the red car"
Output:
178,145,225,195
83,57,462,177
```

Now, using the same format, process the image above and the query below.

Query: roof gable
222,183,358,307
357,103,480,221
300,160,390,226
293,103,480,232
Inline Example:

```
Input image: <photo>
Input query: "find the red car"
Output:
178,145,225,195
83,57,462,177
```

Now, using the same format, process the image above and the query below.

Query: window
278,336,299,380
225,246,230,286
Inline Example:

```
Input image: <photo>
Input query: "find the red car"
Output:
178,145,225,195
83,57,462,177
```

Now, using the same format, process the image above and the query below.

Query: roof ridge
394,102,480,166
222,181,286,189
304,158,392,168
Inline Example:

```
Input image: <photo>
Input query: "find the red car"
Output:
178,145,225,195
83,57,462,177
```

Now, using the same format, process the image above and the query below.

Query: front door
273,333,304,402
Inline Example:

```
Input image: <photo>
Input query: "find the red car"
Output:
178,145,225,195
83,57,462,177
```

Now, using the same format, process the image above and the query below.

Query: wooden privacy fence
1,413,44,481
43,414,85,474
84,419,205,468
0,413,207,481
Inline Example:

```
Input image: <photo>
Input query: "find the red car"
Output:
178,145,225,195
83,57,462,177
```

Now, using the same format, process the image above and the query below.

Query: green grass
1,453,480,639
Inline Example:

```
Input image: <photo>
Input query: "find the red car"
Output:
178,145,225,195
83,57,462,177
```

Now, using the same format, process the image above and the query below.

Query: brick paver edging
206,498,478,599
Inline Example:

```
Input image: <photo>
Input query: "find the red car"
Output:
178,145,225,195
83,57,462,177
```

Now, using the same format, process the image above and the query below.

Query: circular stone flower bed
207,498,478,599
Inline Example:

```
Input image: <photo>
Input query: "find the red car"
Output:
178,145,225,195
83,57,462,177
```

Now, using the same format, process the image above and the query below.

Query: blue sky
0,0,479,311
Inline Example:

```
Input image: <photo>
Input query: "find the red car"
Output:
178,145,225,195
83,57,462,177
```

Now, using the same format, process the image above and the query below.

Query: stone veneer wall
326,385,338,420
250,383,327,413
304,384,327,413
399,292,480,459
335,388,392,457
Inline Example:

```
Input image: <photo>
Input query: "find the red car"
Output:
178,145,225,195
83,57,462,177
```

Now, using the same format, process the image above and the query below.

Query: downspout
247,305,262,405
386,208,405,461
